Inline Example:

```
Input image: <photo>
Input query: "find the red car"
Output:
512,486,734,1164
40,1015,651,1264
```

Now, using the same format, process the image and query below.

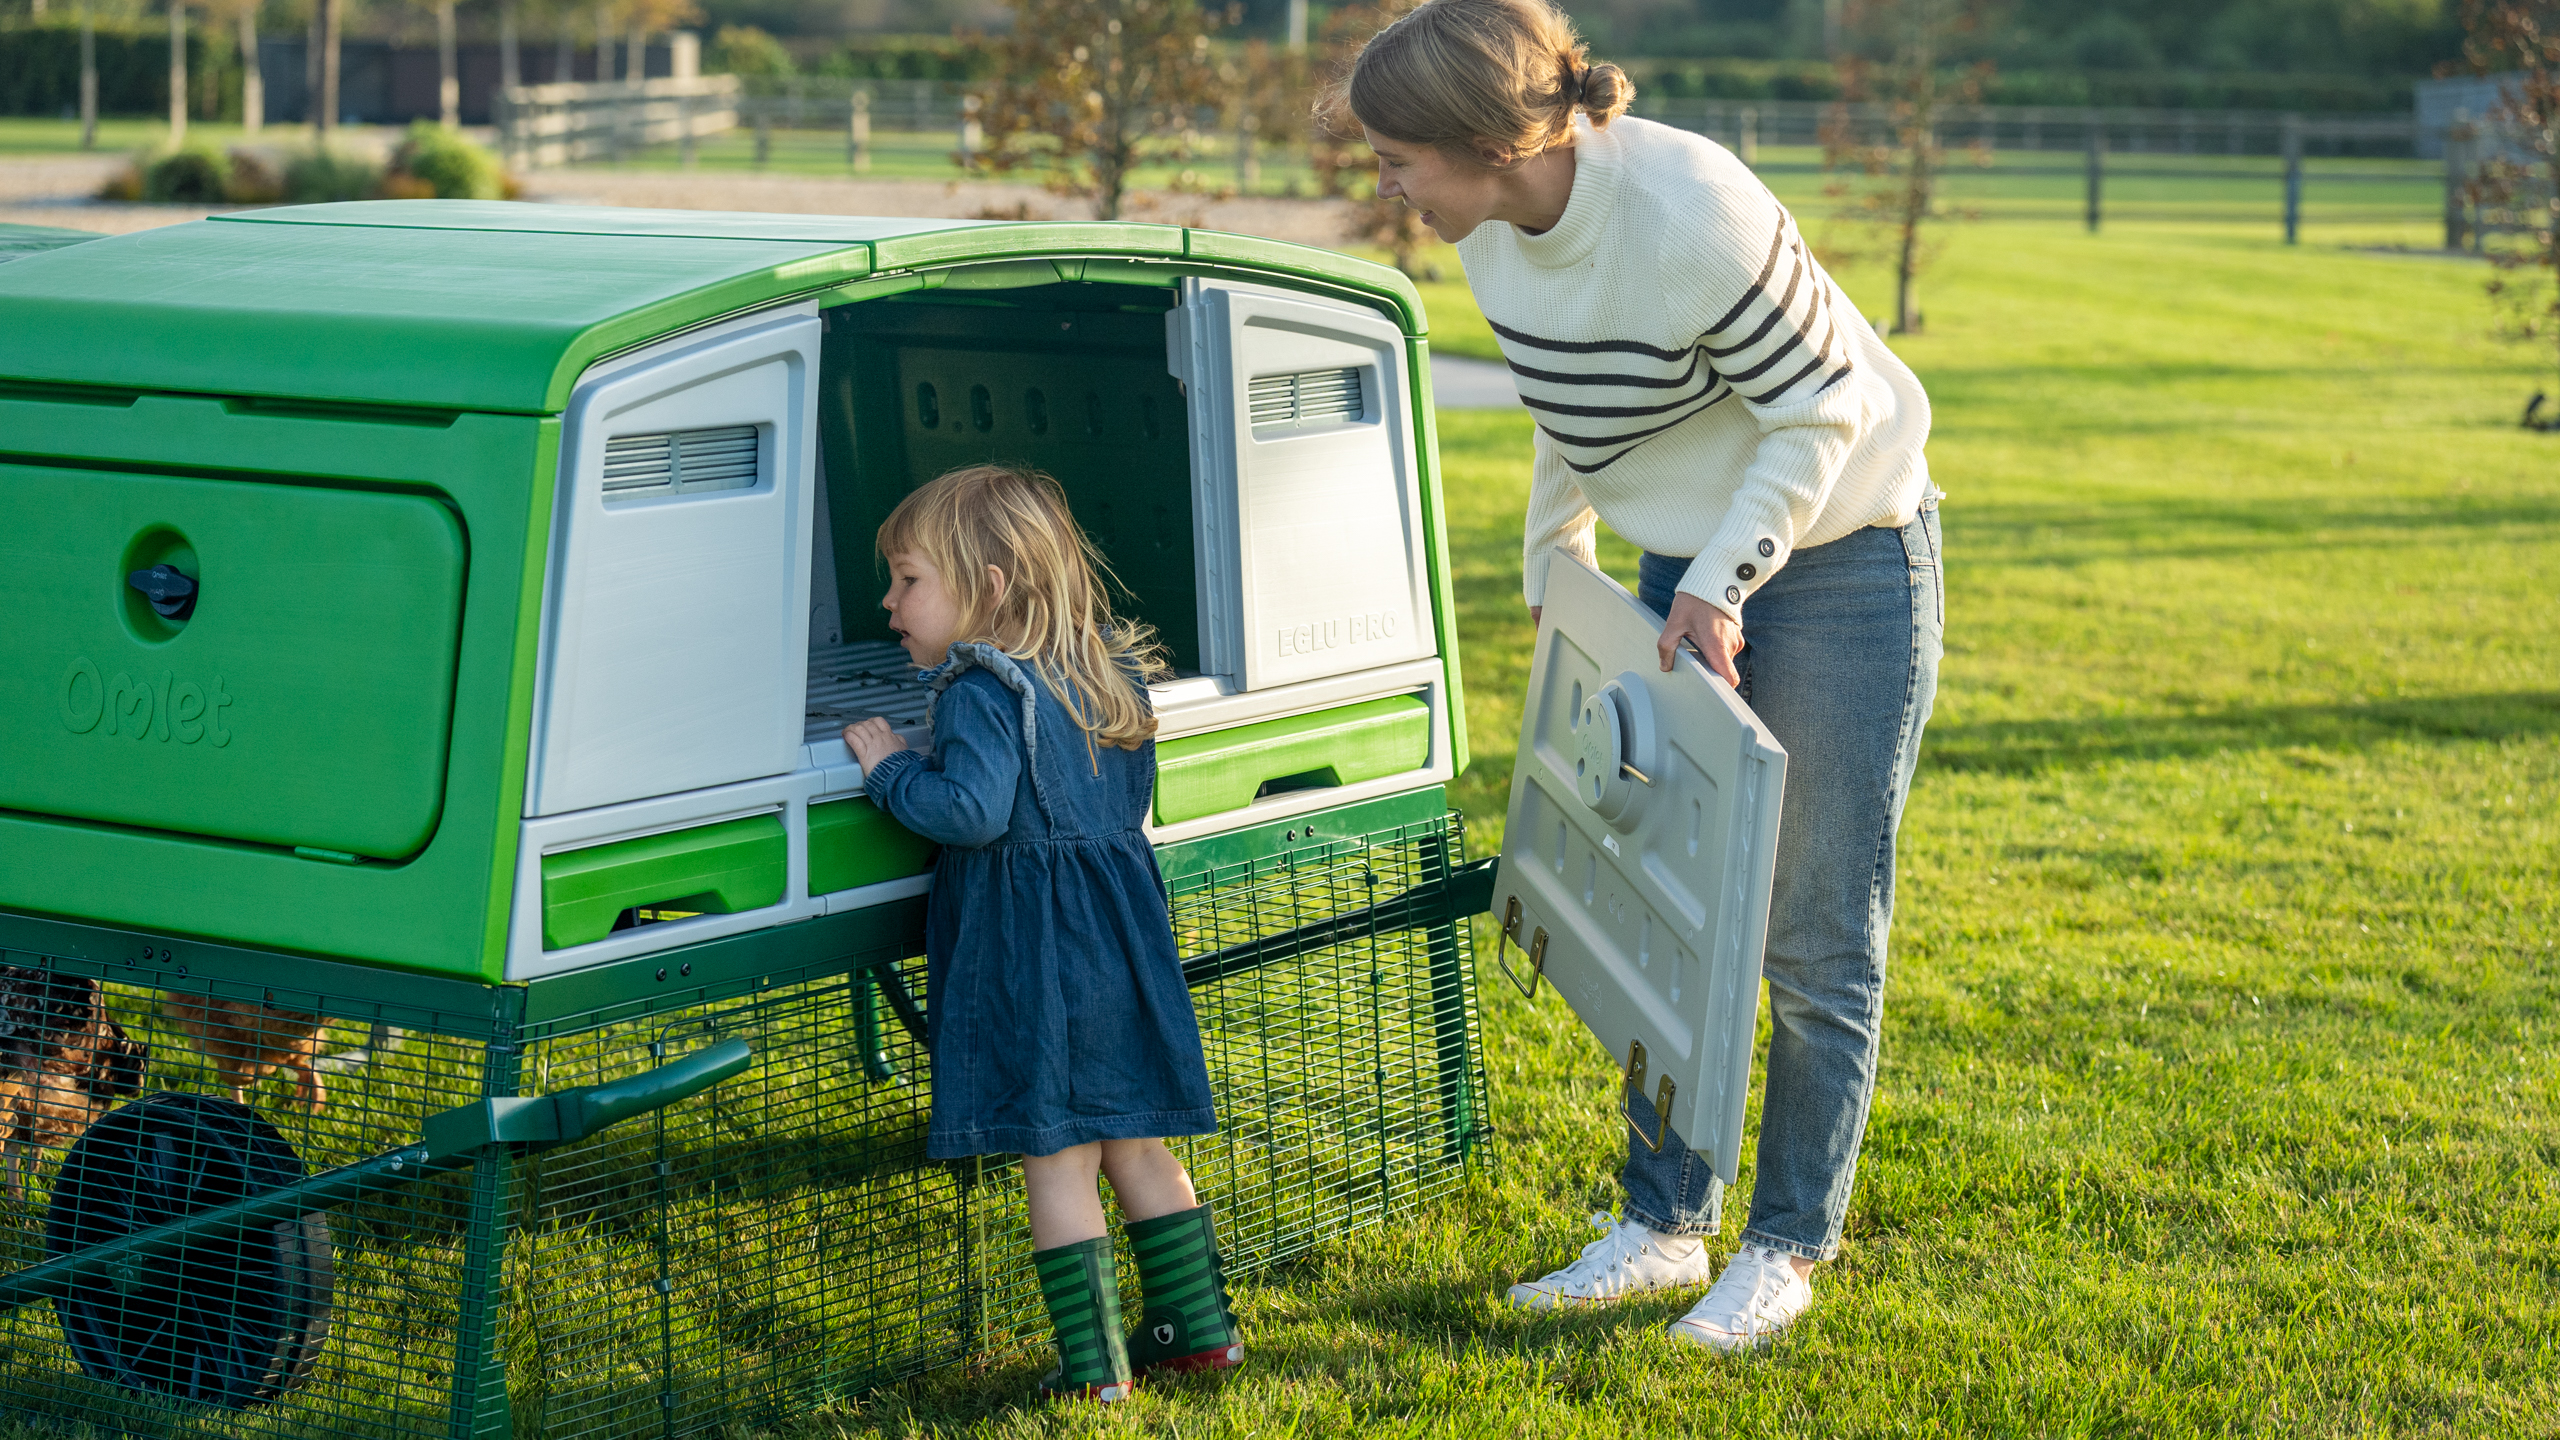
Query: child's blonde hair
878,464,1168,750
1332,0,1631,167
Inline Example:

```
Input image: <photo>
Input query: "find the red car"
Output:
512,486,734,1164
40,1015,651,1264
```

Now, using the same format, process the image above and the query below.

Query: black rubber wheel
44,1091,334,1408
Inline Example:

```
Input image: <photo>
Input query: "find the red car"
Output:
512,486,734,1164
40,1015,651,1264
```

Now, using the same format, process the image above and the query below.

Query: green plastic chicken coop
0,208,1493,1438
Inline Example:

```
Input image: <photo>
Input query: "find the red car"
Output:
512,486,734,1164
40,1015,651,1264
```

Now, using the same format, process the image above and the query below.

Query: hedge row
0,21,242,120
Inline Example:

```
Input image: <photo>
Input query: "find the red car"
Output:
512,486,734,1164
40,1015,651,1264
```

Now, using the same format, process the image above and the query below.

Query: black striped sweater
1455,116,1932,617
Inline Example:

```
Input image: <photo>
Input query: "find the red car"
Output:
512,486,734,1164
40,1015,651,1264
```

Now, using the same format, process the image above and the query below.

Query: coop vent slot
1247,367,1364,433
603,424,762,501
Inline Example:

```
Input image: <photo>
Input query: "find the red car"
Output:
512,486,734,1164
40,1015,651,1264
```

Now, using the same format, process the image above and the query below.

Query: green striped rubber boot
1123,1204,1245,1375
1033,1236,1136,1402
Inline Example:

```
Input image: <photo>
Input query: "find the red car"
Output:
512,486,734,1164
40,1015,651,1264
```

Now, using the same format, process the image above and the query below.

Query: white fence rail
495,75,740,169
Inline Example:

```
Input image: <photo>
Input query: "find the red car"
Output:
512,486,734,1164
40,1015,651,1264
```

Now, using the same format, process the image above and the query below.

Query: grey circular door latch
1571,671,1659,828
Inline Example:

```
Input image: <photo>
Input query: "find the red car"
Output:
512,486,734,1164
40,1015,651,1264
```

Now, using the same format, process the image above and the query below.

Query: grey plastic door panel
1166,277,1435,691
1497,553,1786,1182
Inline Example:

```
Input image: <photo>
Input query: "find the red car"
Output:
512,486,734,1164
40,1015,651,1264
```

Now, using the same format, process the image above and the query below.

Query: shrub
142,143,229,204
707,25,794,80
384,122,506,201
94,164,144,202
284,146,382,204
224,148,285,204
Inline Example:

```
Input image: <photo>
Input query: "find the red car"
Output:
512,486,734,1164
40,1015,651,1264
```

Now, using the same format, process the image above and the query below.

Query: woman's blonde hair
1335,0,1632,167
877,464,1167,750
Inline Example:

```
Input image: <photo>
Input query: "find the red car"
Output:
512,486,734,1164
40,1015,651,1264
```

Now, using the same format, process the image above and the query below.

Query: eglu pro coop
0,208,1498,1438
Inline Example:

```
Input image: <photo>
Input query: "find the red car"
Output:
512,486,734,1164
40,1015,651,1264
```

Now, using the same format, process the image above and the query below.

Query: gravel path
0,156,1360,249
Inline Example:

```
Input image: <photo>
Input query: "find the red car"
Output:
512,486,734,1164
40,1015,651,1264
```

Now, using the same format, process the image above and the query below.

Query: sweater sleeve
1675,194,1881,622
1522,435,1599,608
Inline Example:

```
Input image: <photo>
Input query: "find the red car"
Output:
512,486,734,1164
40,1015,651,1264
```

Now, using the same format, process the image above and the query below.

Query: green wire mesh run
968,809,1489,1355
0,808,1484,1438
0,969,505,1440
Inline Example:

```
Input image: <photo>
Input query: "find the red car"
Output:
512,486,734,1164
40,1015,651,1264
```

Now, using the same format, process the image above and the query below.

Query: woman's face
1365,128,1504,243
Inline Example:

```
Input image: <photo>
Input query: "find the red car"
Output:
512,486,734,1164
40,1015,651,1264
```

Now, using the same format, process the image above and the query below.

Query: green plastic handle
552,1038,753,1144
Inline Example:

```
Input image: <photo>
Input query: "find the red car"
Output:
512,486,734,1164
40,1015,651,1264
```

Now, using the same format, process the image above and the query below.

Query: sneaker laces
1690,1246,1801,1334
1540,1212,1664,1295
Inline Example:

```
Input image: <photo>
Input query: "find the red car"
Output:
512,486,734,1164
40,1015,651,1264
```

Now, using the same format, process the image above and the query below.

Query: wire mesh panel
0,806,1484,1434
971,811,1488,1351
505,958,965,1440
0,961,500,1440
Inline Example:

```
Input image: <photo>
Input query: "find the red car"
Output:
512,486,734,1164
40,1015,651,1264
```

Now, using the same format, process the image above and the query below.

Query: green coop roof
0,202,1424,415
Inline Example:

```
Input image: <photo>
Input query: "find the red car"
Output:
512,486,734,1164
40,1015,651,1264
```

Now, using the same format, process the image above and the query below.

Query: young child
841,463,1241,1402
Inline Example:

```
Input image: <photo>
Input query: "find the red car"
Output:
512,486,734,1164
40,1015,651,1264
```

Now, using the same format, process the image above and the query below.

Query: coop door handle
126,563,197,619
1496,896,1545,1000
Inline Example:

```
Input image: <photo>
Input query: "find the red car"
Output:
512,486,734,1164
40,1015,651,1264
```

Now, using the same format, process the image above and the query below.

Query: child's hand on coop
843,717,908,772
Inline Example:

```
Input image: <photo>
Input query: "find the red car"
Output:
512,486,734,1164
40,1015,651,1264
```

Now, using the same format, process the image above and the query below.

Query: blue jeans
1621,500,1943,1261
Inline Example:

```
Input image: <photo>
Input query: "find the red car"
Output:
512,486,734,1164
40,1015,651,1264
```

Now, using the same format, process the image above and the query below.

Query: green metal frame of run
0,787,1494,1438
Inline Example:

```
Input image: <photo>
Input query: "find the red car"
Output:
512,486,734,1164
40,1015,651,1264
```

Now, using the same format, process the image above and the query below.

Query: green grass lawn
782,220,2558,1435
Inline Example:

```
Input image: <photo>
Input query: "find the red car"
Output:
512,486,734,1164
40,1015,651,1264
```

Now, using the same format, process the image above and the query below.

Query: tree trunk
596,3,614,81
1898,145,1930,334
554,20,574,83
626,28,643,84
168,1,187,146
438,0,460,128
238,6,261,136
78,11,97,151
500,0,521,92
317,0,340,142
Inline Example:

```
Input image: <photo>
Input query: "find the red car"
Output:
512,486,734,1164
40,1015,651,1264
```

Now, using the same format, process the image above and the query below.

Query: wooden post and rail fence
493,82,2516,251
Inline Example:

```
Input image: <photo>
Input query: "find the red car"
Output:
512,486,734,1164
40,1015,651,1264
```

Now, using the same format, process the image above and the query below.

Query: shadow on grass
1923,690,2560,773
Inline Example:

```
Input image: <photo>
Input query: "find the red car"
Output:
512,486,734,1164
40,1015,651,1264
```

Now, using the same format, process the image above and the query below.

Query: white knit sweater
1456,116,1932,617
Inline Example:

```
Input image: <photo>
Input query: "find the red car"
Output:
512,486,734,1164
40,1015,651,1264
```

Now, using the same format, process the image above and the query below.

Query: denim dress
861,643,1216,1160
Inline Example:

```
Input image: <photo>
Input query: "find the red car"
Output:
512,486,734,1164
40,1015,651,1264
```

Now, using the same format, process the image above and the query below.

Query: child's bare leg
1098,1137,1198,1223
1021,1142,1108,1250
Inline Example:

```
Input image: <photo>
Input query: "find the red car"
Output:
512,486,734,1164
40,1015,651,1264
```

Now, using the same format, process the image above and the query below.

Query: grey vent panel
603,424,762,501
1247,367,1364,432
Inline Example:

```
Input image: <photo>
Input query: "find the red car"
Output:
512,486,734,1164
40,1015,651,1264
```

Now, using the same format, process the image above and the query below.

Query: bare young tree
166,0,188,143
976,0,1225,221
1819,0,1992,336
197,0,264,135
2454,0,2560,424
1308,0,1437,277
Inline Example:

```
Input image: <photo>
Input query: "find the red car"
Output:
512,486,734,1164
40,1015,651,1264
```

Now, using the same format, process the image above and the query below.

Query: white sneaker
1505,1212,1714,1311
1667,1244,1813,1352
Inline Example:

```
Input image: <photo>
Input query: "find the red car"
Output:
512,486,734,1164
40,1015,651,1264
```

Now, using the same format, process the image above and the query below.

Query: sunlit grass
792,217,2558,1434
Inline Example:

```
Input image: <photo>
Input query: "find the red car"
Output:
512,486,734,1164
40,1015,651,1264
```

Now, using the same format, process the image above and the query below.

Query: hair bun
1579,60,1632,127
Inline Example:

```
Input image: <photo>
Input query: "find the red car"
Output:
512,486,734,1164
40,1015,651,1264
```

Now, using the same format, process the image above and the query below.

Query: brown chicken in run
159,995,332,1112
0,967,151,1199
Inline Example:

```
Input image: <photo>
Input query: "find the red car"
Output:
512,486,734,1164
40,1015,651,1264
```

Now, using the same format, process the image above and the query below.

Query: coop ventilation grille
1248,367,1364,433
602,424,761,501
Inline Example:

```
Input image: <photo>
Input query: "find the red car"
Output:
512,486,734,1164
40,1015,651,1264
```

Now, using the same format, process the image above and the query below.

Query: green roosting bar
0,210,1493,1438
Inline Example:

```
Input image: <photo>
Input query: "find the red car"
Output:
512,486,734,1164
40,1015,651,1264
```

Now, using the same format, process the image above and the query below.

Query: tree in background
1307,0,1436,276
976,0,1225,220
1819,0,1993,335
164,0,187,142
2453,0,2560,424
199,0,262,133
706,21,793,77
